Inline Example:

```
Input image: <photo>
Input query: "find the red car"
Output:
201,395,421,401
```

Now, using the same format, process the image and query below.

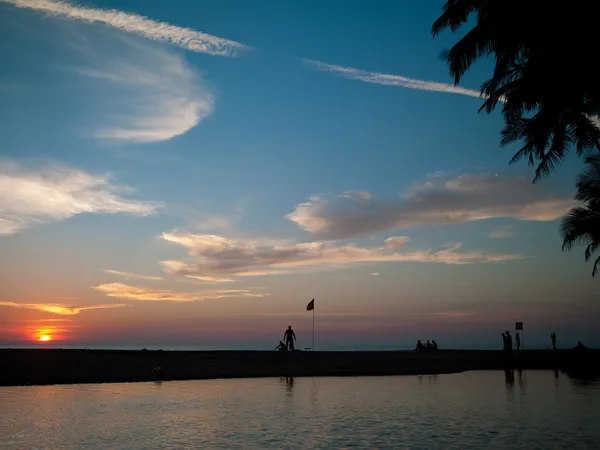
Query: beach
1,348,592,387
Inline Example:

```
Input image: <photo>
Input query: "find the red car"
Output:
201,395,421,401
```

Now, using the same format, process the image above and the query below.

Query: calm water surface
1,371,599,449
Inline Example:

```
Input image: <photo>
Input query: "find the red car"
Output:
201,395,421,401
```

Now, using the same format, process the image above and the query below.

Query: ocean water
1,371,598,449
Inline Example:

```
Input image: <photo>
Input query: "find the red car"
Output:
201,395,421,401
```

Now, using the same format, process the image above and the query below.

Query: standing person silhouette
284,326,296,351
505,330,513,351
551,332,557,350
515,333,521,351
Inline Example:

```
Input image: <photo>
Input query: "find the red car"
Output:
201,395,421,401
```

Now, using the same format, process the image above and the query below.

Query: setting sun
38,335,52,342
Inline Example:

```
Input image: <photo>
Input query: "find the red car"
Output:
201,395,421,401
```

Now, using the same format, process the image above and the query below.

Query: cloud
0,301,126,315
29,318,73,322
301,59,483,99
489,226,515,239
92,282,265,302
3,0,249,57
370,272,380,276
104,270,163,281
287,173,573,239
385,236,411,249
0,161,159,235
159,232,522,277
77,38,214,143
185,275,235,283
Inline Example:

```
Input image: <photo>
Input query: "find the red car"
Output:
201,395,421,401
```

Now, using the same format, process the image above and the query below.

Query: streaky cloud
0,160,159,235
104,270,163,281
287,173,573,240
185,275,236,283
159,232,523,278
93,282,266,302
301,58,483,98
0,301,127,315
78,39,214,143
3,0,249,57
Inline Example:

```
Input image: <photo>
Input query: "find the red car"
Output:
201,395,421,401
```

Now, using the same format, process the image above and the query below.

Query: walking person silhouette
284,326,296,351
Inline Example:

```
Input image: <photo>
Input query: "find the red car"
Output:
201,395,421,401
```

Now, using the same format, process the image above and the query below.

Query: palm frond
446,22,494,84
431,0,481,36
593,256,600,277
560,207,596,251
533,121,571,183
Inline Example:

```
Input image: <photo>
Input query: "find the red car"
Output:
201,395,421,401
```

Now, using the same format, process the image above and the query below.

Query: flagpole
312,300,315,351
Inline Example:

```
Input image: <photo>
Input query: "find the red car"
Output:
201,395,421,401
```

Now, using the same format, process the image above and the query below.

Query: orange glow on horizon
34,328,59,342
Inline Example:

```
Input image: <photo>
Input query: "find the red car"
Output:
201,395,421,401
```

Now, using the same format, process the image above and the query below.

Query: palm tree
432,1,600,182
561,155,600,276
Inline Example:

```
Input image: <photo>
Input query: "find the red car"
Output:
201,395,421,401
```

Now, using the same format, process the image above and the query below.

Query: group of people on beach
503,330,559,352
414,339,438,353
275,325,562,353
502,330,519,352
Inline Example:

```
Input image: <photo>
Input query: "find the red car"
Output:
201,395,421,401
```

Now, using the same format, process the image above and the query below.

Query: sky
1,0,598,350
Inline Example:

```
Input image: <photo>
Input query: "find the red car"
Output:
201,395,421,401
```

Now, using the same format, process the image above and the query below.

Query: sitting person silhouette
275,341,287,351
415,340,424,352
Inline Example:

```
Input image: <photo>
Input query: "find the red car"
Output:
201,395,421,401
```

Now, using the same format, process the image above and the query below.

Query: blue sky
0,0,597,349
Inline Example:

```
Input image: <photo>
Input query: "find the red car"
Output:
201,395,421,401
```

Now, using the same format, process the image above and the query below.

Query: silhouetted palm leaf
561,157,600,276
432,0,600,182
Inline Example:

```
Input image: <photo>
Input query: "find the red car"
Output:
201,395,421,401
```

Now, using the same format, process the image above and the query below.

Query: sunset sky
1,0,598,350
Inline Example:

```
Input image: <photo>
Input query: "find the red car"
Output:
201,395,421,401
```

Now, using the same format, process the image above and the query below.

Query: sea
1,370,599,449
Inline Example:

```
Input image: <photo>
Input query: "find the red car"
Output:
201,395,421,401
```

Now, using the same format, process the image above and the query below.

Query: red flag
306,299,314,311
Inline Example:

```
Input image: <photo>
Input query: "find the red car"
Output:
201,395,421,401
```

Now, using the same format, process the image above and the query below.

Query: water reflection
286,377,294,394
1,372,599,449
517,369,526,388
570,375,600,389
279,377,295,397
504,368,515,387
417,374,438,386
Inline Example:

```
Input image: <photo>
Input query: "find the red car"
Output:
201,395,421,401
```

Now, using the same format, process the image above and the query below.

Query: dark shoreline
1,348,597,387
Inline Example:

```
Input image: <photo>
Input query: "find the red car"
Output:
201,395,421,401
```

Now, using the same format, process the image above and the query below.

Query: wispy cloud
0,160,159,235
370,272,380,276
3,0,249,57
93,282,265,302
77,38,214,143
0,301,127,315
104,270,163,281
287,173,573,240
385,236,411,249
489,225,515,239
301,58,483,98
159,232,522,277
29,318,73,322
185,275,236,283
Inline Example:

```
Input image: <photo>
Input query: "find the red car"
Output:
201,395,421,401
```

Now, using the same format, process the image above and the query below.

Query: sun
38,335,52,342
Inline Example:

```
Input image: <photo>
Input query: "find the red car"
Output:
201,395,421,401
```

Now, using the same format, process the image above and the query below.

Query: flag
306,298,314,311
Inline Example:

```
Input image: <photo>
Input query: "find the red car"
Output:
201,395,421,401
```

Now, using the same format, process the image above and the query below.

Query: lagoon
1,371,599,449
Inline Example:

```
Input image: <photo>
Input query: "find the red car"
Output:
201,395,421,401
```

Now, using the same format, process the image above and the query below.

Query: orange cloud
104,269,163,281
0,301,127,316
92,282,266,302
159,232,523,277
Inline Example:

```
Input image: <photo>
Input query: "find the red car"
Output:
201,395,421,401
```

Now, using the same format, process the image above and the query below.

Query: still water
1,371,599,449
